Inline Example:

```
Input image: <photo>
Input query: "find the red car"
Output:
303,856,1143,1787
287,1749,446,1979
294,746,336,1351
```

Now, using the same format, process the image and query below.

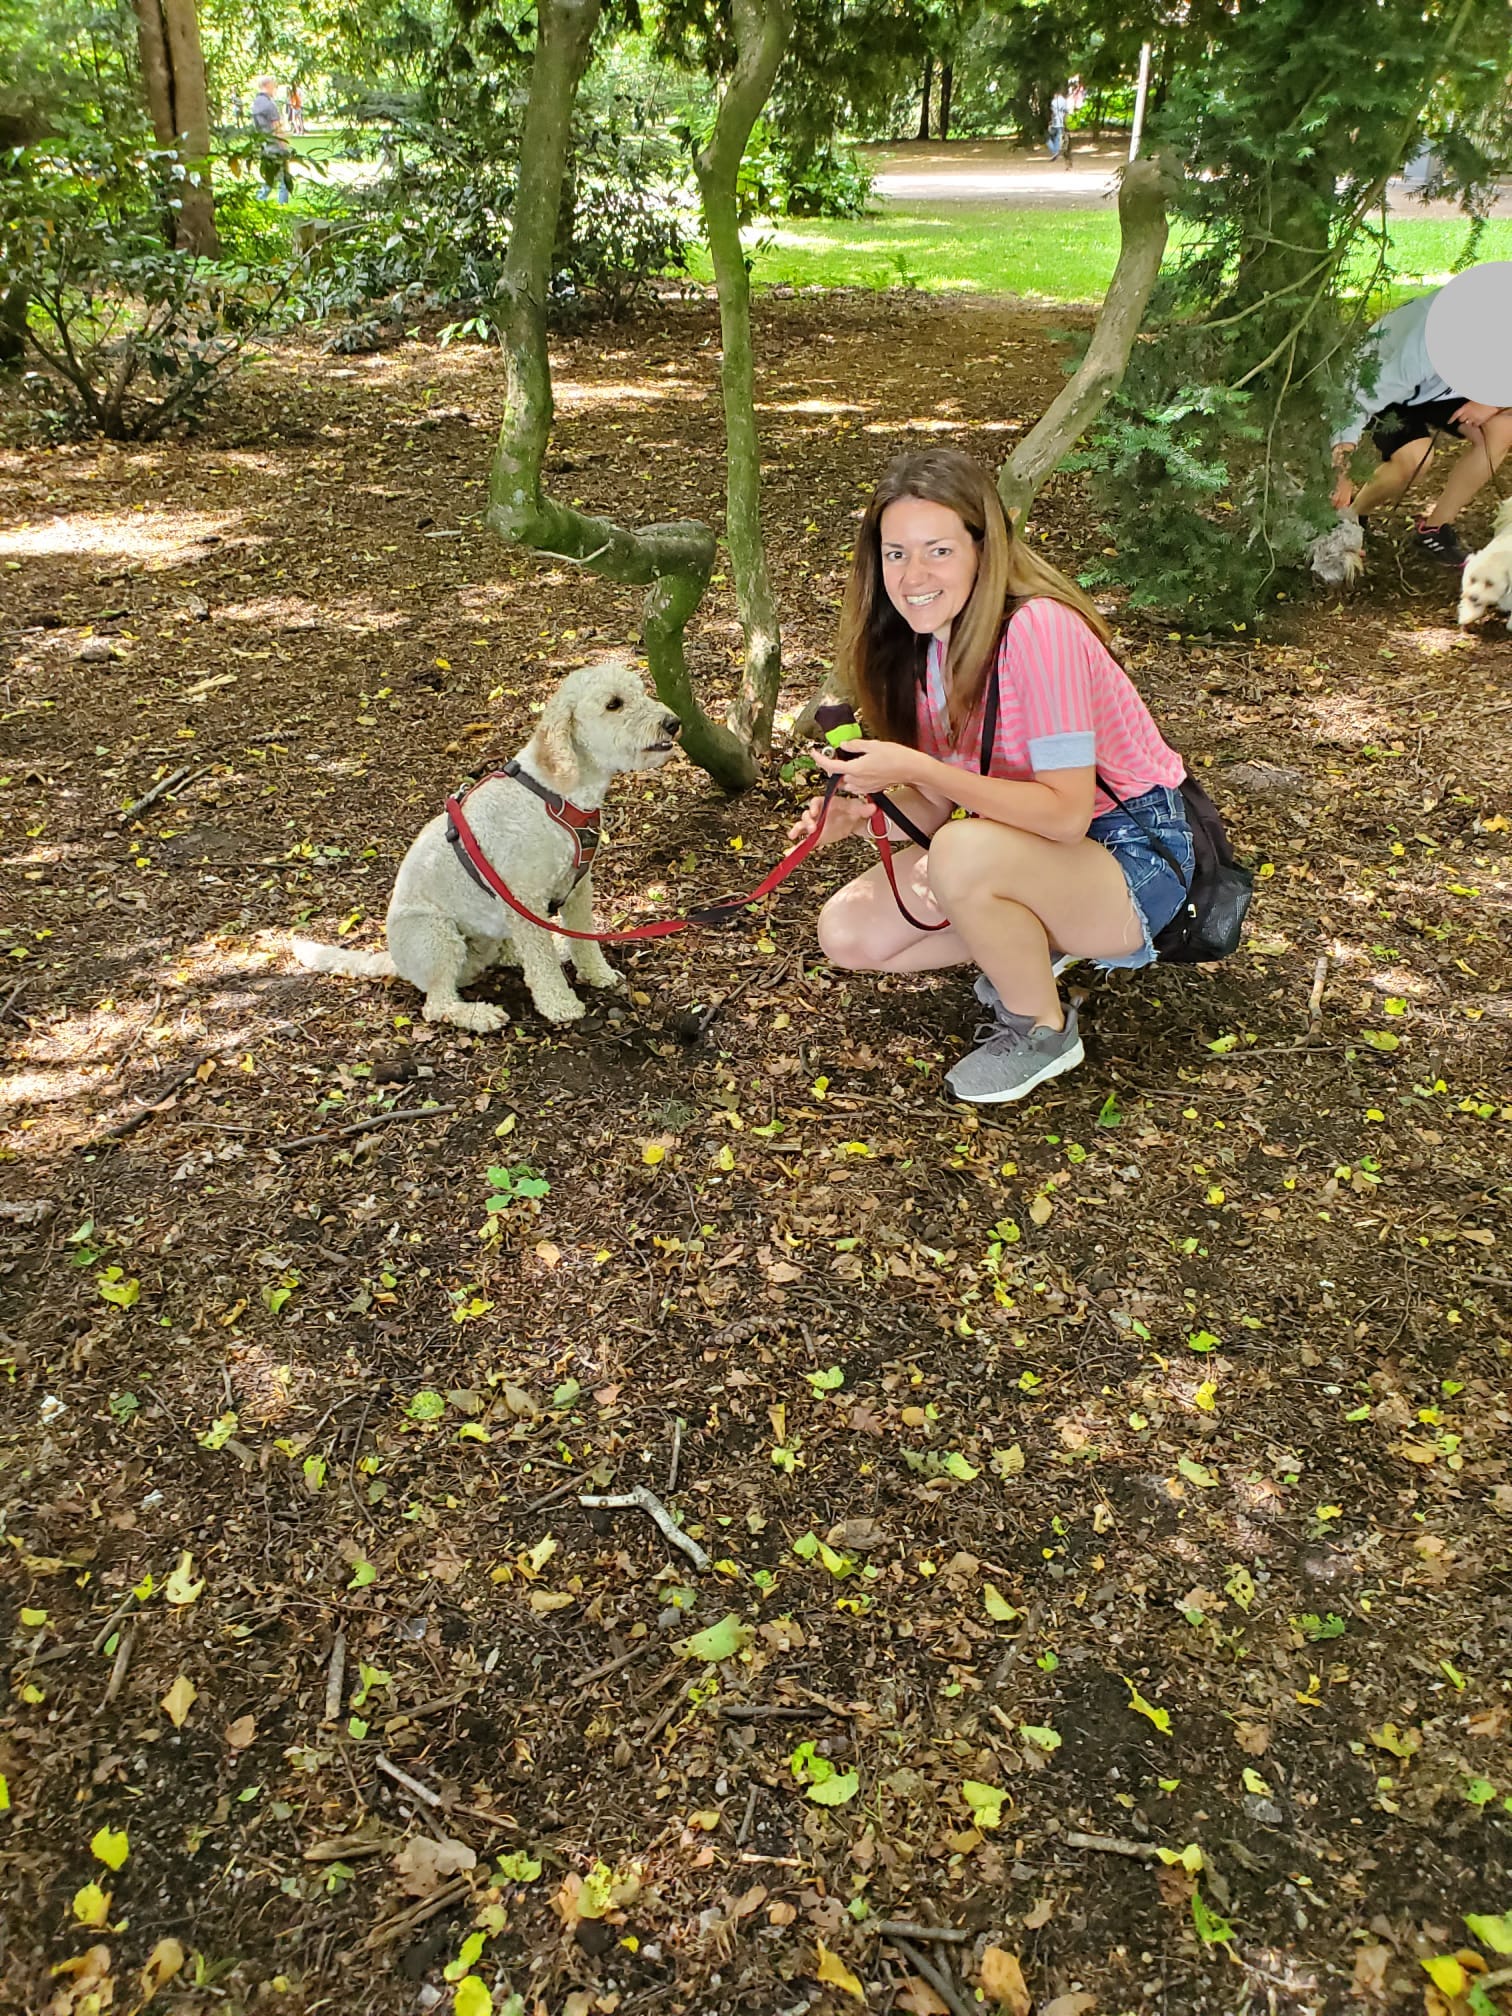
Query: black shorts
1370,396,1465,461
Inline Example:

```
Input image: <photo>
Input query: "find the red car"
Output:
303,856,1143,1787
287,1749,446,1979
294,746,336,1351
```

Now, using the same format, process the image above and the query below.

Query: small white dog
294,657,681,1030
1459,498,1512,631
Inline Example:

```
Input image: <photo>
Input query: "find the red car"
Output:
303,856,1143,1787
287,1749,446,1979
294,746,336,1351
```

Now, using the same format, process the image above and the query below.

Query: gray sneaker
973,961,1075,1020
946,1005,1084,1104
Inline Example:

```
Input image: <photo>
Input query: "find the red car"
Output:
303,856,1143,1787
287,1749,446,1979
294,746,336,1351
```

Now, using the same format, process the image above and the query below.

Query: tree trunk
160,0,218,255
694,0,792,758
486,0,754,789
938,62,954,142
133,0,177,146
999,150,1180,524
918,54,933,142
134,0,219,255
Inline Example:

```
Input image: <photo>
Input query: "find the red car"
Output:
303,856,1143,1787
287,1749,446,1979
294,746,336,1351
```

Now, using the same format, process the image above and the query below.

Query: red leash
445,773,847,942
444,770,952,942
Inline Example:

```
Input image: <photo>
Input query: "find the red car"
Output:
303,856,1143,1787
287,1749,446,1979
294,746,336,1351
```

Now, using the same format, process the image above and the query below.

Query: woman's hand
814,739,928,796
787,791,873,847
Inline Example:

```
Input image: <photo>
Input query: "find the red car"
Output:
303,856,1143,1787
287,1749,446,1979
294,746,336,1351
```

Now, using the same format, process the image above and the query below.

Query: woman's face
878,497,979,640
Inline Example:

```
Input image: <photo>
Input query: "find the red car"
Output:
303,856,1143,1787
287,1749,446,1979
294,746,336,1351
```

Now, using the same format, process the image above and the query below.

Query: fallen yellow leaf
813,1941,865,2001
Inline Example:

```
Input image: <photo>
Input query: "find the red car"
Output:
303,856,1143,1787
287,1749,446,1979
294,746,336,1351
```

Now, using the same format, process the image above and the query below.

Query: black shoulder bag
981,663,1253,965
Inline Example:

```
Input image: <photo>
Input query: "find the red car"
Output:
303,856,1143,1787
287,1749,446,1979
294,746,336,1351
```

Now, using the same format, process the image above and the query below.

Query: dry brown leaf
1028,1194,1054,1227
1351,1944,1391,1998
393,1835,476,1897
728,1885,767,1919
160,1674,197,1728
225,1715,257,1750
1023,1896,1054,1929
139,1937,186,2003
1235,1719,1271,1756
979,1946,1032,2015
1042,1997,1098,2016
44,1943,113,2016
768,1899,798,1927
897,1979,951,2016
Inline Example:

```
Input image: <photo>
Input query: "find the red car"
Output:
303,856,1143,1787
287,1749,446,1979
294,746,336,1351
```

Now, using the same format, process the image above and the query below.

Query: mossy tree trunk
486,0,760,789
998,150,1179,524
693,0,792,760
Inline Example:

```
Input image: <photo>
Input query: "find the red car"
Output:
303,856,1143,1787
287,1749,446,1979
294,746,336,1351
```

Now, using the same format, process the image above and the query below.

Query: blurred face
878,497,979,639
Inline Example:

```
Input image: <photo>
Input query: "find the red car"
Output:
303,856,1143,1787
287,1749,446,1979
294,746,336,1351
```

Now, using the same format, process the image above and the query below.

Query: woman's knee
928,817,1029,904
817,891,885,970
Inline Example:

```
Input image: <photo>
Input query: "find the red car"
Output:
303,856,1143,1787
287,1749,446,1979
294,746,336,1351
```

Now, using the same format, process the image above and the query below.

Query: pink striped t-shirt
915,597,1184,818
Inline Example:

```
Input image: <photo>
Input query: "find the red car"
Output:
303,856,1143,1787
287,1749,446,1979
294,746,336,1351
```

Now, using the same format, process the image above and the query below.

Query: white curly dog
1458,498,1512,632
294,657,681,1030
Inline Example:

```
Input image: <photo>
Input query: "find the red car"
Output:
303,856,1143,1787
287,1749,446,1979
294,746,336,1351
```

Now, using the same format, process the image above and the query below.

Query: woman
791,448,1193,1104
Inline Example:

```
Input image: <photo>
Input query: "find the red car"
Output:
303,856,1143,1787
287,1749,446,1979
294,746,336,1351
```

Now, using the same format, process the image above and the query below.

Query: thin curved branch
998,149,1181,526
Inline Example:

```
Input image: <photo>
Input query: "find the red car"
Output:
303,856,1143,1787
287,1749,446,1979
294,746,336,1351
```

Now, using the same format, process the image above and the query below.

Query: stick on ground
277,1103,459,1154
885,1934,973,2016
579,1485,710,1572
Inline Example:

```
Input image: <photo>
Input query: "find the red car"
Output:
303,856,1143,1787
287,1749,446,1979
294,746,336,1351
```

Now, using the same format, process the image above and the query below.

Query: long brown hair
836,448,1112,747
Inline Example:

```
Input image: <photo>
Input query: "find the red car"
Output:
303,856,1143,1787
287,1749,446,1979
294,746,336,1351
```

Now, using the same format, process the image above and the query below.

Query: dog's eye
605,697,624,712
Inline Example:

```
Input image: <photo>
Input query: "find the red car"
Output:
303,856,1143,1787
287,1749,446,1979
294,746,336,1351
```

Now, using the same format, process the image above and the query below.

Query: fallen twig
1303,952,1329,1043
718,1702,807,1722
579,1485,710,1572
324,1629,347,1723
642,1679,696,1747
120,763,210,822
886,1934,973,2016
100,1622,136,1709
571,1645,648,1688
666,1415,683,1495
276,1102,458,1154
375,1751,444,1809
874,1923,972,1944
90,1589,144,1657
364,1874,471,1950
735,1784,758,1848
84,1064,200,1151
1061,1829,1161,1860
0,979,26,1025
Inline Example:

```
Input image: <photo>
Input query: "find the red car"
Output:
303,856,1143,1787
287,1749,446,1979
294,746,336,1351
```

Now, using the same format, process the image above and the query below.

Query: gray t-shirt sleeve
251,92,280,134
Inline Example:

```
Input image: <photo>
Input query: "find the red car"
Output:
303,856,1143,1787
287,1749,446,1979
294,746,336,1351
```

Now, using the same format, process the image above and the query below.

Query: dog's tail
1494,496,1512,539
291,939,396,980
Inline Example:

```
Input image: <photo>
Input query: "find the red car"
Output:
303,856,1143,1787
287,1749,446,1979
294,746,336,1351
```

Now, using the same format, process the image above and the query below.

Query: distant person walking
1047,87,1072,162
251,77,293,204
287,84,305,135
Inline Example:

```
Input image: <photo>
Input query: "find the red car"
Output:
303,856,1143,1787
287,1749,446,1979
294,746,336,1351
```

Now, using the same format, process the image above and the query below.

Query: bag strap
1095,770,1191,884
979,658,999,776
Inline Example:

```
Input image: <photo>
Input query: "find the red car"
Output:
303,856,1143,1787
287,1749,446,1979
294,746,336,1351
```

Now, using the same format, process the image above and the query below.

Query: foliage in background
3,137,290,437
1083,0,1512,627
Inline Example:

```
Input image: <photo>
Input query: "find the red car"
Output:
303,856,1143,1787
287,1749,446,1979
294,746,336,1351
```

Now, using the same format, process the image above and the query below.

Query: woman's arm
815,742,1094,845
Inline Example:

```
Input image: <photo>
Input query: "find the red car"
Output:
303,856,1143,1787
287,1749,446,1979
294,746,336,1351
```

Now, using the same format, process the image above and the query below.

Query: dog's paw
427,999,509,1034
534,991,587,1023
578,962,623,991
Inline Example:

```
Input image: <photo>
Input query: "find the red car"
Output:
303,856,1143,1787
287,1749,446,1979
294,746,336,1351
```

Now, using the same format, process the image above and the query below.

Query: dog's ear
531,682,581,794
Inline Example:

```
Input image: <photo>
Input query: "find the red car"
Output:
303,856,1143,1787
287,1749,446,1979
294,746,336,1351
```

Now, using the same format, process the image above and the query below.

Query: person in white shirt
1330,286,1512,570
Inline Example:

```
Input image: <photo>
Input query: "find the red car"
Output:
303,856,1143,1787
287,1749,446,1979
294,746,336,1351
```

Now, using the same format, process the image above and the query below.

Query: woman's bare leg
816,820,1144,1027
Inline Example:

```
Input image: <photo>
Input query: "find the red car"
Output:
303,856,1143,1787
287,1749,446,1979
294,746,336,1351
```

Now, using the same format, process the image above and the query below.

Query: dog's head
1458,541,1512,627
530,656,682,794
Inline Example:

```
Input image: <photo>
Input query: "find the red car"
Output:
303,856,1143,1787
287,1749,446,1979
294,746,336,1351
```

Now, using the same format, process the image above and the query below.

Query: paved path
862,138,1512,218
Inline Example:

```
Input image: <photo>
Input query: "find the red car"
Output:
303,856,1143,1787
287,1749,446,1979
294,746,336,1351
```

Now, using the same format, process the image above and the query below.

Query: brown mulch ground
2,292,1510,2016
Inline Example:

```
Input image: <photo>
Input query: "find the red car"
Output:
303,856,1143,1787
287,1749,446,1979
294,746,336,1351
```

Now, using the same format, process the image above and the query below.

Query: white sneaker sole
948,1034,1086,1104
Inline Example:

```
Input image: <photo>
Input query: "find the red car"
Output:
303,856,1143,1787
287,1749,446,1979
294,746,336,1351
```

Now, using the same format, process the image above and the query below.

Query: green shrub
2,140,289,440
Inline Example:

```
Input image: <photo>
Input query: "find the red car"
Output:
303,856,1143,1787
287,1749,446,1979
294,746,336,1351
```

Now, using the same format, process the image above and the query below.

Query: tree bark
160,0,218,255
918,54,933,142
134,0,219,255
998,150,1180,524
486,0,754,789
694,0,791,758
939,62,954,143
133,0,177,147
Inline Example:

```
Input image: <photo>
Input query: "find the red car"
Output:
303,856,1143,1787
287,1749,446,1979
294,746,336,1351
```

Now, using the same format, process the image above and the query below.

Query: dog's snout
663,714,682,739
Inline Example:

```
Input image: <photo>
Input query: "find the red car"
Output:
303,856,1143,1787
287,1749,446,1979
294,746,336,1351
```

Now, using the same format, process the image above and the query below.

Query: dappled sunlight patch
0,508,248,567
555,380,707,412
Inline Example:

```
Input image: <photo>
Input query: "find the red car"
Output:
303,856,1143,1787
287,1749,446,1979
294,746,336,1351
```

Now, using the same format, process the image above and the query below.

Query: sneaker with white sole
946,1004,1084,1104
973,962,1075,1020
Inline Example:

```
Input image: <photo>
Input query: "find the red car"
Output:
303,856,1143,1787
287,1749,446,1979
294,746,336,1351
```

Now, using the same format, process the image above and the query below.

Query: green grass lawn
687,206,1511,304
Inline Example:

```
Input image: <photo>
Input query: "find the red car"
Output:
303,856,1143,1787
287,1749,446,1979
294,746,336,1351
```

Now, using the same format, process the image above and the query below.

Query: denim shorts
1087,784,1195,971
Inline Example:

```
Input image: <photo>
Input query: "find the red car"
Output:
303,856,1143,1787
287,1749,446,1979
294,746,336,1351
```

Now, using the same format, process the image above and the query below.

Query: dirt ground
2,292,1510,2016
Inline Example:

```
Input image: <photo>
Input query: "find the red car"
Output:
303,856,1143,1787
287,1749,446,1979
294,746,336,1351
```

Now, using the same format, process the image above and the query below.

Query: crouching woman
792,447,1192,1103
